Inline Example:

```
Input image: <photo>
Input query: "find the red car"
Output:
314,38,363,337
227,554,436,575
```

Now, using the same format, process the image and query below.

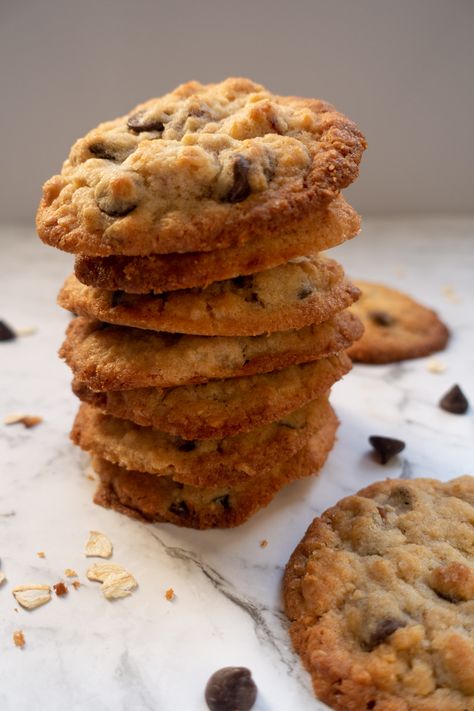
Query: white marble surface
0,218,473,711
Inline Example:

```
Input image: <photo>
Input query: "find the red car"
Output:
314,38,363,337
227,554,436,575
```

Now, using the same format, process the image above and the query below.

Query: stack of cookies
36,78,366,529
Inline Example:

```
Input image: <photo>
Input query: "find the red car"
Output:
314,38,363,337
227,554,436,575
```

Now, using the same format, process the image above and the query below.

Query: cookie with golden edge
92,408,339,529
60,312,363,391
348,281,449,364
71,396,331,487
58,256,360,337
74,196,360,293
72,352,351,439
284,476,474,711
37,77,366,256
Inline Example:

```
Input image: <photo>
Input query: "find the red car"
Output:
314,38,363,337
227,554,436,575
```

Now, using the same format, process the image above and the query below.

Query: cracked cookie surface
37,77,366,256
284,476,474,711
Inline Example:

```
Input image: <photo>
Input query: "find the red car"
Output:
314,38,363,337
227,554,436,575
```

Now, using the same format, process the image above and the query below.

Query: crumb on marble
165,588,175,601
426,357,446,374
53,582,68,597
442,285,461,303
4,414,43,428
37,551,46,559
260,539,268,548
13,630,25,648
15,326,38,337
72,581,81,590
0,571,6,585
64,568,78,578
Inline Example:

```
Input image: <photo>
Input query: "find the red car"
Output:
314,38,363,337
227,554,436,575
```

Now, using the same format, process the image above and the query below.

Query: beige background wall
1,0,473,221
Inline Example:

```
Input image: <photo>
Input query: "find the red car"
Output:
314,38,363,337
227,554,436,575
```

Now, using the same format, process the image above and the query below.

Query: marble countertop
1,218,473,711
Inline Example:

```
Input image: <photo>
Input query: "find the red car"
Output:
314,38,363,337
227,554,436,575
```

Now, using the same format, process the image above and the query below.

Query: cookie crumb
15,326,37,337
426,357,446,373
4,414,43,428
53,582,68,597
84,530,113,558
37,551,46,559
165,588,175,601
13,630,25,648
72,581,81,590
442,285,461,303
259,539,268,548
64,568,77,578
12,584,52,610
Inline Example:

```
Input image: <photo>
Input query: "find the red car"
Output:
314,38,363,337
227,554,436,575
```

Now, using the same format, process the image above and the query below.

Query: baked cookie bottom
73,196,360,293
348,280,449,363
283,477,474,711
92,407,338,529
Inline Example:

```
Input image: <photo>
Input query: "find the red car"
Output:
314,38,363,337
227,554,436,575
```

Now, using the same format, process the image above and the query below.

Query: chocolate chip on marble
205,667,257,711
369,435,405,464
169,501,189,517
0,320,16,341
368,310,395,327
365,619,406,651
111,291,126,308
212,494,231,510
89,143,118,161
297,284,314,300
439,384,469,415
127,111,164,133
223,155,252,203
177,440,197,452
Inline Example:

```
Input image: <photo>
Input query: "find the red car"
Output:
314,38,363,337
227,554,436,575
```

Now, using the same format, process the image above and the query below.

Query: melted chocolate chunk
127,111,164,133
439,384,469,415
169,500,189,517
368,310,395,327
224,155,252,203
89,143,117,161
212,494,231,510
111,290,126,307
205,667,257,711
297,284,314,300
369,435,405,464
365,619,406,651
0,320,16,341
98,202,137,218
177,440,197,452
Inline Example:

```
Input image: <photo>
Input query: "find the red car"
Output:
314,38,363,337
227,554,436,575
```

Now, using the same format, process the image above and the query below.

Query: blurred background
1,0,473,222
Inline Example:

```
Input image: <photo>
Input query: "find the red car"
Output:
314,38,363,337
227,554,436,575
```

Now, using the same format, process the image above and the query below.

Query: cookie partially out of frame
72,352,351,439
92,407,338,529
348,281,449,364
284,476,474,711
74,195,360,293
58,256,359,337
71,397,331,487
60,312,363,391
37,77,366,256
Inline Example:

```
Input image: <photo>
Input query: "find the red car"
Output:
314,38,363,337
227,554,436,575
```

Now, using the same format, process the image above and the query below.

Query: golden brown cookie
37,77,366,256
58,256,360,336
348,281,449,364
71,396,331,487
72,352,351,439
74,196,360,293
92,407,338,529
283,477,474,711
60,312,363,391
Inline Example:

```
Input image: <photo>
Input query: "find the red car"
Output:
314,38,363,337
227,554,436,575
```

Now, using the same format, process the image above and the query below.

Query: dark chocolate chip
205,667,257,711
433,589,458,603
169,500,189,517
212,494,231,510
297,285,314,300
177,440,197,452
367,701,376,709
233,275,252,289
279,421,299,429
111,290,126,307
224,155,252,203
368,310,395,327
89,143,117,161
0,320,16,341
369,435,405,464
127,111,164,133
439,384,469,415
365,619,406,651
98,202,137,218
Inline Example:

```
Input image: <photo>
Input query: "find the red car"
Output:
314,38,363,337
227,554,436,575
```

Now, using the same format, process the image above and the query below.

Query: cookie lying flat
71,397,331,487
284,477,474,711
348,281,449,363
58,257,359,337
60,313,362,391
74,196,360,293
37,77,366,256
92,408,338,529
72,352,351,439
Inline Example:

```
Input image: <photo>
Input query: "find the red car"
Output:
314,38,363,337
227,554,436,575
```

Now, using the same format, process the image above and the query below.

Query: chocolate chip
169,501,189,517
205,667,257,711
369,435,405,464
224,155,252,203
233,275,252,289
365,619,406,651
89,143,117,161
368,310,395,327
98,201,137,218
127,111,164,133
212,494,231,510
297,285,314,300
177,440,197,452
0,320,16,341
439,384,469,415
111,290,126,307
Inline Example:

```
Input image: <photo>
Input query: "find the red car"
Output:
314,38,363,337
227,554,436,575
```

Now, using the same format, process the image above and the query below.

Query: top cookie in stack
37,78,366,529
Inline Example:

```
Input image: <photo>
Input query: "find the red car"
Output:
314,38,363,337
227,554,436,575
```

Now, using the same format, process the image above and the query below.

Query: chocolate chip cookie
348,281,449,363
58,256,359,336
284,476,474,711
37,77,366,256
74,196,360,293
92,406,338,529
